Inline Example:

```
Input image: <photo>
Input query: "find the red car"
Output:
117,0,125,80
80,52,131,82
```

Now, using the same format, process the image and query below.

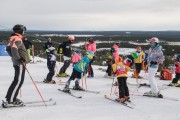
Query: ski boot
115,98,126,103
57,73,70,77
73,81,84,91
125,96,131,102
168,83,179,86
63,85,70,93
144,91,163,98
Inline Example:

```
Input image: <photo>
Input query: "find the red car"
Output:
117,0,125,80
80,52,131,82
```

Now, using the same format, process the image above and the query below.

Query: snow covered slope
0,56,180,120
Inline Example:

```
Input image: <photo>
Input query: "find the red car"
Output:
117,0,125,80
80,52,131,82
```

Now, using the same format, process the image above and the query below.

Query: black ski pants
59,60,71,74
118,77,129,99
6,65,25,103
88,57,94,77
172,73,180,83
46,67,55,81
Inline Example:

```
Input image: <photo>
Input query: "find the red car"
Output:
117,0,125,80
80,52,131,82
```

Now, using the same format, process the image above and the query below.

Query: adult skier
2,24,28,108
57,35,75,77
144,37,165,98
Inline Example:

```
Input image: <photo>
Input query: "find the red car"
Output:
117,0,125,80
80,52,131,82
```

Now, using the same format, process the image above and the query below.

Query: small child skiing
112,60,131,103
104,55,113,78
72,49,81,66
168,54,180,87
63,51,94,92
43,47,56,84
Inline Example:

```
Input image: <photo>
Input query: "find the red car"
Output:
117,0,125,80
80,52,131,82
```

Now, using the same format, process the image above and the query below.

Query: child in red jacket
168,55,180,87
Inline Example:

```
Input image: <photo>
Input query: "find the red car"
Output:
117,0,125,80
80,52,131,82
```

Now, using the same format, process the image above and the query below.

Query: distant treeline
0,31,179,68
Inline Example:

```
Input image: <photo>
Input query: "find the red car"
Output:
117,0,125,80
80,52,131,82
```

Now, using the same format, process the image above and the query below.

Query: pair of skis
57,88,100,98
104,95,135,109
131,92,179,101
0,98,56,110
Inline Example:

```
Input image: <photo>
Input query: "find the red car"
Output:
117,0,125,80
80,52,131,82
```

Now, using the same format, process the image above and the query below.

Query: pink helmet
68,35,75,41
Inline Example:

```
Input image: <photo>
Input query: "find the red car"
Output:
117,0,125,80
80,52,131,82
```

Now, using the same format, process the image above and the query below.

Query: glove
19,58,25,63
150,61,157,65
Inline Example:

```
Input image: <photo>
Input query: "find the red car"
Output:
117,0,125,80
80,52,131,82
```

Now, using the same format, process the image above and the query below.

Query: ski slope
0,56,180,120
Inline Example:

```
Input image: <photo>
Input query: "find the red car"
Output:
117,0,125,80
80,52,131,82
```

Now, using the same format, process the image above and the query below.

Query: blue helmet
177,54,180,62
75,49,81,54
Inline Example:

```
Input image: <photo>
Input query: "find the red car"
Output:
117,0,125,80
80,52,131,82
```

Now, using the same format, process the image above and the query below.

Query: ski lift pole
22,62,47,107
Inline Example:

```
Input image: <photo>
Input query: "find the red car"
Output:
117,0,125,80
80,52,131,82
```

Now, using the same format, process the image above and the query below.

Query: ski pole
110,77,115,96
84,73,87,90
22,62,47,107
55,65,61,82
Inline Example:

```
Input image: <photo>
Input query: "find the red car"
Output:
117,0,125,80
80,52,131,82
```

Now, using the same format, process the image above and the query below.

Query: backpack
160,69,172,80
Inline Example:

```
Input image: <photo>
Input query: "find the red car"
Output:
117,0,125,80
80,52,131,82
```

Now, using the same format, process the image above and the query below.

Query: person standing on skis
63,51,94,92
3,24,28,108
43,37,54,55
112,59,131,103
168,54,180,87
132,46,145,79
43,47,56,84
57,35,75,77
144,37,165,98
85,37,96,78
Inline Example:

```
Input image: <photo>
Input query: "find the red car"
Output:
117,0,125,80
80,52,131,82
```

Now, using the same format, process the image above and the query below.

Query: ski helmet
110,48,116,53
75,49,81,54
149,37,159,43
13,24,26,34
68,35,75,42
177,54,180,62
115,41,120,45
86,37,94,43
86,51,94,59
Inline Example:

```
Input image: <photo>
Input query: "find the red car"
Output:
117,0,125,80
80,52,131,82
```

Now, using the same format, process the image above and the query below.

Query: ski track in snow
0,56,180,120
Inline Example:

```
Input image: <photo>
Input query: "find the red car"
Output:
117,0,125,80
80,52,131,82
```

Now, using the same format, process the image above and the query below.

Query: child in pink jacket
85,37,96,77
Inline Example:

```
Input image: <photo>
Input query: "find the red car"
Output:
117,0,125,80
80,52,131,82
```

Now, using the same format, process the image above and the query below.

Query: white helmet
149,37,159,43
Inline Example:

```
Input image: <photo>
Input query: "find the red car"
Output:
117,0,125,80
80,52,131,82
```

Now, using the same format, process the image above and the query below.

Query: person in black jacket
23,37,33,62
57,36,75,77
43,38,54,55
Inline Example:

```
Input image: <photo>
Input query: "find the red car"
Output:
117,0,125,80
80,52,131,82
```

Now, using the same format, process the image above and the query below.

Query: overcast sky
1,0,180,31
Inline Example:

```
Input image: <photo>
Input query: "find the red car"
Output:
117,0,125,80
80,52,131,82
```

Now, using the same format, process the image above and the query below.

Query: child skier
104,55,113,78
43,47,56,84
132,46,145,79
168,54,180,87
85,37,96,78
112,59,131,103
63,51,94,92
72,49,81,66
